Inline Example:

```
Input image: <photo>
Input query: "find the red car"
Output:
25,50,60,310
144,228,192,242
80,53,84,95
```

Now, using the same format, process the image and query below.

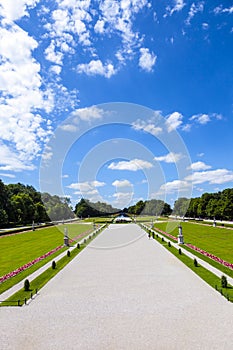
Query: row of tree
127,199,172,216
74,198,120,218
0,180,74,227
1,178,233,226
173,188,233,220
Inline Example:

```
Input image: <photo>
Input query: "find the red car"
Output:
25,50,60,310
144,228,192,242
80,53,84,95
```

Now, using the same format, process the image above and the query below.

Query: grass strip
143,225,233,302
1,226,105,307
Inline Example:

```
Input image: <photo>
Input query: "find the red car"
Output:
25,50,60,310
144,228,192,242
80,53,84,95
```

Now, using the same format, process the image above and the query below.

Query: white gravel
1,223,233,350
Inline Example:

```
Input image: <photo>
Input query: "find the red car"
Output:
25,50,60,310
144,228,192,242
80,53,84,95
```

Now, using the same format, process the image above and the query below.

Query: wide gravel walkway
0,224,233,350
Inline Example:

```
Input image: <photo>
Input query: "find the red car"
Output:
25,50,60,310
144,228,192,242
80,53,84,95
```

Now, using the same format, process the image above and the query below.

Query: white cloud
165,0,186,17
112,179,132,187
0,142,35,172
77,60,116,78
139,48,157,72
0,23,54,167
214,6,233,15
185,169,233,185
44,40,63,65
0,173,16,178
94,20,105,34
187,161,211,171
50,65,62,75
158,180,190,194
68,180,106,191
189,113,222,125
108,159,153,171
0,0,39,23
132,119,163,136
190,113,210,124
60,124,78,132
71,106,105,122
154,152,183,163
186,2,204,25
165,112,183,132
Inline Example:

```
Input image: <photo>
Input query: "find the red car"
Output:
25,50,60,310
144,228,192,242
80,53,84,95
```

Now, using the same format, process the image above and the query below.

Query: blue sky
0,0,232,210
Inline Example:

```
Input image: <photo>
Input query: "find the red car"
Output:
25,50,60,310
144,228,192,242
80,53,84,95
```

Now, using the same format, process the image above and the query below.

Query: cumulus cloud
0,142,35,172
185,169,233,185
108,159,153,171
71,106,105,122
139,48,157,72
68,180,106,191
154,152,183,163
77,60,116,78
190,113,222,125
112,179,132,187
0,0,39,23
158,180,190,194
0,23,54,170
187,161,211,171
132,118,163,136
165,112,183,132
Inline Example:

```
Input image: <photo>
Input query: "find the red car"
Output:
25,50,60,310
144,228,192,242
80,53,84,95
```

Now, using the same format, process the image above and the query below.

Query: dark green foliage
67,250,71,257
194,258,198,267
162,237,164,242
221,275,228,288
52,261,56,269
24,279,30,291
128,199,172,216
75,198,119,218
89,235,91,240
77,243,80,249
178,248,182,255
168,241,171,247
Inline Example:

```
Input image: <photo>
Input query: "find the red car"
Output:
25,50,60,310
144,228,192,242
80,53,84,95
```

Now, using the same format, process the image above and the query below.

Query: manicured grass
153,221,233,263
0,224,92,277
134,216,165,222
84,217,114,223
2,227,105,306
0,223,94,295
2,245,85,306
144,225,233,303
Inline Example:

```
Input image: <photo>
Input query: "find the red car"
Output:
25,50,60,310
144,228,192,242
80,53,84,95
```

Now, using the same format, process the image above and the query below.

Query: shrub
24,279,30,291
178,248,182,255
52,261,56,269
77,243,80,249
152,232,155,239
162,237,164,242
168,241,171,247
84,238,86,244
67,250,71,257
194,258,198,267
89,235,91,240
221,275,227,288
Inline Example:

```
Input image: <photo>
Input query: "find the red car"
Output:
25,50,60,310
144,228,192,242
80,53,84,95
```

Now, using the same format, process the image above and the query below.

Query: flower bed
152,226,233,271
186,243,233,270
152,227,178,241
0,245,63,283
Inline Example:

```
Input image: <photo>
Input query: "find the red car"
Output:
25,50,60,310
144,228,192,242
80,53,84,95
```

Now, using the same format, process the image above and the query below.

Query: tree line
173,188,233,220
0,180,74,227
1,178,233,226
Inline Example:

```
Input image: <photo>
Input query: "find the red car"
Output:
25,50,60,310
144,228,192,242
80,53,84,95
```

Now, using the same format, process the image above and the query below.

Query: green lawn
0,224,92,278
153,221,233,263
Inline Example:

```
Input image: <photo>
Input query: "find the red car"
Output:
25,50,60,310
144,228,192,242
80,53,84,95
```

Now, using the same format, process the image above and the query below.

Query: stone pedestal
64,227,69,246
178,225,184,244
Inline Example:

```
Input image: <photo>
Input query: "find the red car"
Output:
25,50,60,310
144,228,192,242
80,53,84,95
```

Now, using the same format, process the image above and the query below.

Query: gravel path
0,224,233,350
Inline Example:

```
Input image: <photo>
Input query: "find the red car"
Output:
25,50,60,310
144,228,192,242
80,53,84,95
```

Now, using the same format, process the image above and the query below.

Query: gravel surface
1,223,233,350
